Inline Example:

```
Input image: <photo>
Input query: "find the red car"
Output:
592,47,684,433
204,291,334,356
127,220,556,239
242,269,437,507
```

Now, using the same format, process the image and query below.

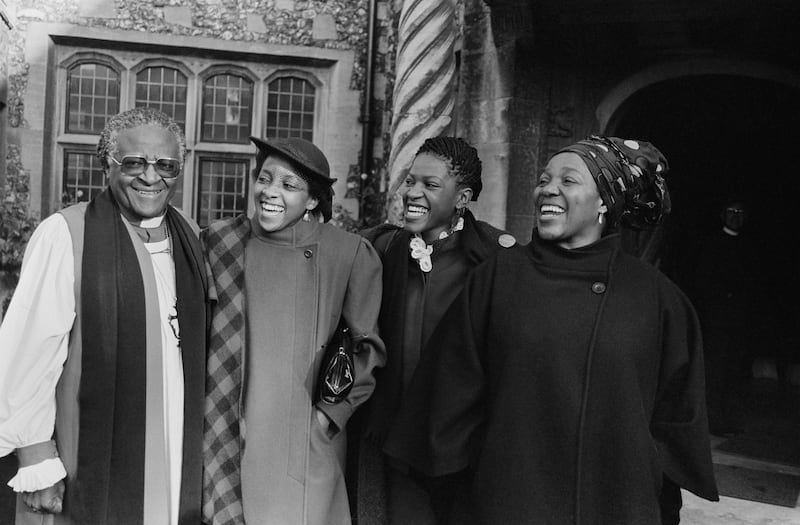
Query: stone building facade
1,0,800,516
459,0,800,248
1,0,398,231
3,0,800,306
0,0,9,191
457,0,800,380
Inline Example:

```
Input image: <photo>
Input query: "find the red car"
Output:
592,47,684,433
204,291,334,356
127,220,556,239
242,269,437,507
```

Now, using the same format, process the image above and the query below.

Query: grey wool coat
203,215,386,525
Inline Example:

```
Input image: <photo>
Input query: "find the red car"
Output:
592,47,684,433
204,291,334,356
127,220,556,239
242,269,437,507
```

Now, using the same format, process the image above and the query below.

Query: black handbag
317,318,355,404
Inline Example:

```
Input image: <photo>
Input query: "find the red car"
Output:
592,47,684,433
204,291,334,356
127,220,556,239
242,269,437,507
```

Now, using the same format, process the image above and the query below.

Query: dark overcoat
351,211,513,524
394,232,719,525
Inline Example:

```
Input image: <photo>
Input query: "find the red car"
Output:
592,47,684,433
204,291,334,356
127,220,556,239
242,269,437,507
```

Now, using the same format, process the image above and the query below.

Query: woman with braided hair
396,136,719,524
356,136,516,524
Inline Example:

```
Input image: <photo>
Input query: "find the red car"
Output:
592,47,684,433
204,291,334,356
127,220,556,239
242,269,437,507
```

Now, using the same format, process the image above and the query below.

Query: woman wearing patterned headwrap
395,136,719,524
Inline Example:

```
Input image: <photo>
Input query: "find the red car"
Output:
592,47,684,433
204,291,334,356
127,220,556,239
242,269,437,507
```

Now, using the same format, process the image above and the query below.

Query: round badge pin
498,234,516,248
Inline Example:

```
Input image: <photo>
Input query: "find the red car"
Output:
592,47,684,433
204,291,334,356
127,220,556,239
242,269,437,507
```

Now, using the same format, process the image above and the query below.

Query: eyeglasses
725,208,745,215
109,155,182,179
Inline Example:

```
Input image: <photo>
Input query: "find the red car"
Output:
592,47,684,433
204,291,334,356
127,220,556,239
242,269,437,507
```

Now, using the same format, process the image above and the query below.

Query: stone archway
606,72,800,384
596,58,800,133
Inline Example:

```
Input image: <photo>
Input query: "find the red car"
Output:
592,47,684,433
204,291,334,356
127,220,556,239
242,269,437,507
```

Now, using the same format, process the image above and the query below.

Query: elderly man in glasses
0,107,208,524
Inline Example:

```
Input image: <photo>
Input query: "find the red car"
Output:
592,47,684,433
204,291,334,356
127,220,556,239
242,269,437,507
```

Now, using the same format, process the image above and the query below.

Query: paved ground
681,375,800,524
682,491,800,525
681,438,800,524
2,379,797,523
5,448,799,524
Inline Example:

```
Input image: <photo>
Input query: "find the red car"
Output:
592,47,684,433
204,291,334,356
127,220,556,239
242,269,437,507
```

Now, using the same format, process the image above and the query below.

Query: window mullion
183,72,199,215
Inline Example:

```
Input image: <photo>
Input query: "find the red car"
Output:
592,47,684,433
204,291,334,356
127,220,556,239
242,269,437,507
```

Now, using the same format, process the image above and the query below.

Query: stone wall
455,0,511,232
4,0,396,227
1,1,15,315
456,0,547,240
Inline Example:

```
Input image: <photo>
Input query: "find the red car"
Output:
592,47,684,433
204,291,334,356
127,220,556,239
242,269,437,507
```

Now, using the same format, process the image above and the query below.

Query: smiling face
400,153,472,243
533,152,607,249
107,124,181,223
252,155,319,233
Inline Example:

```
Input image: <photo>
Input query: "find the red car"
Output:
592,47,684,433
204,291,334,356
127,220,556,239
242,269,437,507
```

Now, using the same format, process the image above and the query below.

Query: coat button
304,249,313,259
591,282,606,294
498,234,516,248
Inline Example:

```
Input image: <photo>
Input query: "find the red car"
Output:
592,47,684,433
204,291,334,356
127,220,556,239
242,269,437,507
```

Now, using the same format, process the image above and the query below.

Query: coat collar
528,230,621,274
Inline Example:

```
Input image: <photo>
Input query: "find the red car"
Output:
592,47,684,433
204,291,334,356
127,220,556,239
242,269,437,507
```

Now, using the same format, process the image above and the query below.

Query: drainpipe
358,0,377,226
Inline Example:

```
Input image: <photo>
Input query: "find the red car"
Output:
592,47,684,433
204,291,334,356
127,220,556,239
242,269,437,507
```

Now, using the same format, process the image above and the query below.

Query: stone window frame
195,155,250,228
53,54,322,220
55,52,124,208
30,23,353,221
61,146,105,206
131,58,192,131
190,64,259,221
197,64,257,145
63,53,123,135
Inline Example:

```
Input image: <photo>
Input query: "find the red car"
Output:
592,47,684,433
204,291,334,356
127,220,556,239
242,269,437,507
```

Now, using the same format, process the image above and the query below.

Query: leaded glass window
53,48,323,223
266,76,315,140
196,157,249,227
62,149,105,205
135,66,188,129
201,74,253,143
66,62,120,134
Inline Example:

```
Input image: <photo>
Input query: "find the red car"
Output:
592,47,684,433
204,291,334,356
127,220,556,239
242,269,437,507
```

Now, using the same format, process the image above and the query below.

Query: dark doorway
610,75,797,285
609,74,800,351
608,74,800,471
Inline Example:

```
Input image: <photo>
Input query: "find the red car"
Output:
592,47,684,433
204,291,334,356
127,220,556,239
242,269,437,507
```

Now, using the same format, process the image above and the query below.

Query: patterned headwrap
557,136,671,230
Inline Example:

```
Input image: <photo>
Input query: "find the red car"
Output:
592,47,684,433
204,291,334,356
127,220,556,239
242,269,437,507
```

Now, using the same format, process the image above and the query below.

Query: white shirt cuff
7,458,67,492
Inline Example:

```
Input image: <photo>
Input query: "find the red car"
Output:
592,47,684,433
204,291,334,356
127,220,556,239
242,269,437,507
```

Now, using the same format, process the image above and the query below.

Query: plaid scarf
202,214,251,525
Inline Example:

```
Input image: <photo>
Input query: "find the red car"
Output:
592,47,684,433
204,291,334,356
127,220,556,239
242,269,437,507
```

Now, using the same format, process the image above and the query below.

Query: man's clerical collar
139,215,166,228
722,226,740,237
131,214,168,243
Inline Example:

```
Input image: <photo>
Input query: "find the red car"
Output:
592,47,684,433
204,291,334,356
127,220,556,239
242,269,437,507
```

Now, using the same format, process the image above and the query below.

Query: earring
456,206,466,218
303,210,311,222
598,213,604,225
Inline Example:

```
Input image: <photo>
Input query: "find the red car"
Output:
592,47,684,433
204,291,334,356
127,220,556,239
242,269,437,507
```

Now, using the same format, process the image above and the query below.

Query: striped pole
387,0,457,223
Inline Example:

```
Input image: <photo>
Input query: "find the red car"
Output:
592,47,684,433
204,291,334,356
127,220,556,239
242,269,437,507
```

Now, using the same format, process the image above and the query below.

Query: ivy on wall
1,145,40,316
8,0,375,124
359,0,399,228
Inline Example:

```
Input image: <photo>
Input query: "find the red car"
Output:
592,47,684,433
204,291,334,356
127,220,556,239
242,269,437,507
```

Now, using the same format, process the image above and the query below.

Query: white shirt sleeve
0,213,74,490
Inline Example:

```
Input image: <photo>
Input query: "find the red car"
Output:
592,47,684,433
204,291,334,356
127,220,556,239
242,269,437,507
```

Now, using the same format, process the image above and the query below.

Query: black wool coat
395,232,719,525
350,211,513,524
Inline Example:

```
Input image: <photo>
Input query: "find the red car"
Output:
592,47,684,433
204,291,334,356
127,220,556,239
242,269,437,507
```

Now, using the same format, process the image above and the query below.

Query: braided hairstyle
417,136,483,201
